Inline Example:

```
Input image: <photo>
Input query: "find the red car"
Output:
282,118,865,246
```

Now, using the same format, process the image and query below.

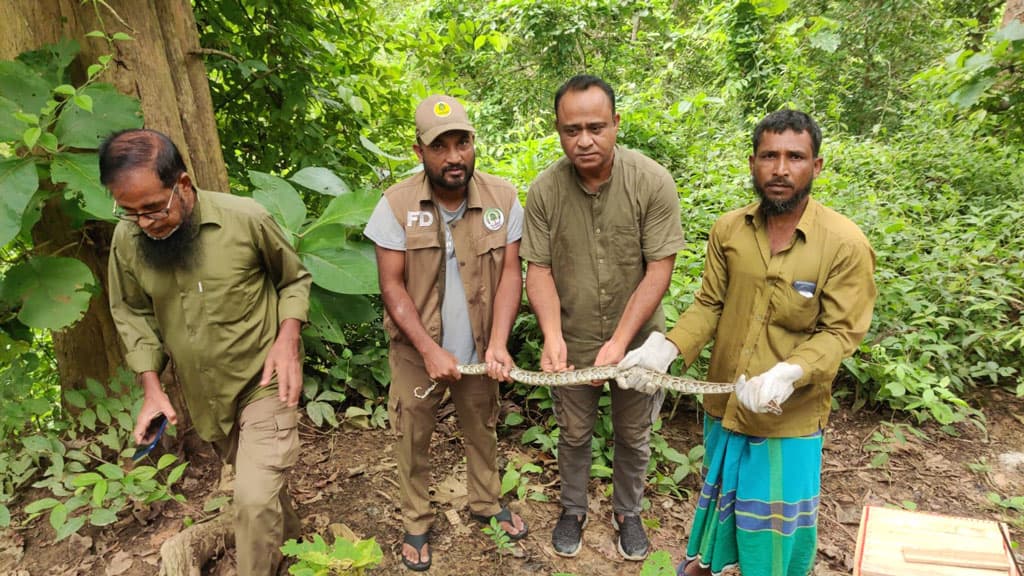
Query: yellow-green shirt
521,146,686,365
108,189,312,441
666,198,876,437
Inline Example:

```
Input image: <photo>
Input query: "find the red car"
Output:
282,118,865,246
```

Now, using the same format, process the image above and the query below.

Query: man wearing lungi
617,109,877,575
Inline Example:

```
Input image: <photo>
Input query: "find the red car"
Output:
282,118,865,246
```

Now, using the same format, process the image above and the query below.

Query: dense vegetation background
0,0,1021,548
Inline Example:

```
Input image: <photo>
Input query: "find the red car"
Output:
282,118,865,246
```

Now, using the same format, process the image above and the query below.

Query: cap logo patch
433,102,452,117
483,208,505,231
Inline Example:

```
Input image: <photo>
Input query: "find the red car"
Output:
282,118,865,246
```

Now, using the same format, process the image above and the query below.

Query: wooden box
853,505,1020,576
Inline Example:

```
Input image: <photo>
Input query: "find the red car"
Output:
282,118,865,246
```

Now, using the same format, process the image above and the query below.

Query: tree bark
1,0,227,442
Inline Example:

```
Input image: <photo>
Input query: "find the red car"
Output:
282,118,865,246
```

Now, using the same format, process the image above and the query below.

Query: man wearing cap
364,94,528,571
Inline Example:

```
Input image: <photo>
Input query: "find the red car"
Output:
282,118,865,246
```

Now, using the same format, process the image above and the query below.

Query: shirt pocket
610,225,642,266
405,230,441,252
475,229,506,256
770,282,820,333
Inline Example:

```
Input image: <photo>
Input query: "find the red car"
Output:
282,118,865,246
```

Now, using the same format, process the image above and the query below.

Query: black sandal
470,505,529,541
401,532,431,571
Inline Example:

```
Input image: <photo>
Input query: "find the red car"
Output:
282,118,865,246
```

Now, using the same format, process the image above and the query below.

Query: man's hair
99,129,186,188
554,75,616,117
752,109,822,158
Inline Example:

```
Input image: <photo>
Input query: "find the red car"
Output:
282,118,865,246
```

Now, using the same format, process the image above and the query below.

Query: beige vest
382,171,518,358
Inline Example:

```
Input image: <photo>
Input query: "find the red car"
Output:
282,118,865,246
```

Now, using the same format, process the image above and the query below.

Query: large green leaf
288,166,350,196
51,152,116,222
316,189,378,228
308,285,377,344
0,256,96,330
299,222,349,254
0,96,24,142
0,60,51,115
250,170,306,234
54,83,143,149
299,241,379,295
17,39,80,86
994,20,1024,42
0,158,40,247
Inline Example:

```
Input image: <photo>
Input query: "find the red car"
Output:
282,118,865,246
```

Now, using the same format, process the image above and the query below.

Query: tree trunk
1005,0,1024,26
0,0,227,443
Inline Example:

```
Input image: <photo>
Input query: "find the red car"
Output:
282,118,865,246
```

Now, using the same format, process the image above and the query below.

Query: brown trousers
388,343,502,534
214,395,300,576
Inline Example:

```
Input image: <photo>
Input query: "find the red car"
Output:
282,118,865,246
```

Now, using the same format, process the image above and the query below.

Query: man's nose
577,129,594,147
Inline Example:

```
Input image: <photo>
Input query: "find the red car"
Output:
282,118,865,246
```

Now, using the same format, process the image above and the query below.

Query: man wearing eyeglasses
102,129,312,576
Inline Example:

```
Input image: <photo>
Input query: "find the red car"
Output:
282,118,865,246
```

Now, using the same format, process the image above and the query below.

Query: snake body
444,364,782,415
457,363,735,395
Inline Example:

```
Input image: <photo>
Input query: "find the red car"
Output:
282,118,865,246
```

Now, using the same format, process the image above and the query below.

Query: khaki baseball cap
415,95,475,146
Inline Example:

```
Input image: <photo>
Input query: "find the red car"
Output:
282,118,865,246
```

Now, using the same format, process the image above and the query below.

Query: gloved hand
734,362,803,414
617,332,679,394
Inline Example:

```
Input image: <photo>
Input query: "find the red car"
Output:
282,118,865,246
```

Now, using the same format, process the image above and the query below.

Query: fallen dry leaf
104,550,133,576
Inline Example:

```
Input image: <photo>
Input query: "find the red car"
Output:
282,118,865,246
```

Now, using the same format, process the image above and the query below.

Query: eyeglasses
113,184,179,222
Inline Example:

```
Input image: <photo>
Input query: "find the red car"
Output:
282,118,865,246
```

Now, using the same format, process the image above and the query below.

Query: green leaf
92,478,108,506
53,84,76,96
993,20,1024,42
504,413,524,426
49,503,68,531
359,134,406,161
111,32,133,42
89,507,118,526
65,389,87,409
24,497,61,514
249,170,306,233
307,285,376,344
167,462,188,484
97,463,124,480
0,60,52,114
474,35,487,50
949,75,997,109
54,515,86,541
22,126,40,148
288,167,350,196
86,64,103,78
0,157,40,247
157,454,177,471
0,96,23,141
85,30,106,38
72,472,102,487
308,189,378,229
51,152,117,222
0,504,9,528
17,39,79,86
54,83,143,149
0,256,96,330
38,131,58,152
299,241,379,295
72,93,93,112
203,495,231,512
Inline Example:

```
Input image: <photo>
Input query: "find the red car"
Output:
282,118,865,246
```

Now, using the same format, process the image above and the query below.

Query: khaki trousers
388,344,502,534
552,382,665,517
214,395,301,576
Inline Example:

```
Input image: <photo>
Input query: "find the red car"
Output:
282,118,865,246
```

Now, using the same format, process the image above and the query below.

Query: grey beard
137,214,201,270
753,176,812,217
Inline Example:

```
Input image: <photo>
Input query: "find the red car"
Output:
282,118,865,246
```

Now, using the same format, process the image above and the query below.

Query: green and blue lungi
679,416,822,576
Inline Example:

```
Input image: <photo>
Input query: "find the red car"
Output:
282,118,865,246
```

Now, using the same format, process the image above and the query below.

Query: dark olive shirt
666,199,876,437
108,189,311,441
520,147,686,365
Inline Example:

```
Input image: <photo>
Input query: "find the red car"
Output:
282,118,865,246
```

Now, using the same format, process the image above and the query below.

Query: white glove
617,332,679,394
734,362,803,414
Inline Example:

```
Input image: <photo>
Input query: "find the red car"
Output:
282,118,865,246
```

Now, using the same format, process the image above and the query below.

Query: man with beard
520,75,685,561
363,94,527,571
617,109,877,575
103,129,312,576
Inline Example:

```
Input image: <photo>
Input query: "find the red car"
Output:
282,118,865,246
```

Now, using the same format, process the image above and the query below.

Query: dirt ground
4,388,1024,576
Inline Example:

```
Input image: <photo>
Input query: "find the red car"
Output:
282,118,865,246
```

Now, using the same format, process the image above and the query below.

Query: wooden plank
903,547,1010,571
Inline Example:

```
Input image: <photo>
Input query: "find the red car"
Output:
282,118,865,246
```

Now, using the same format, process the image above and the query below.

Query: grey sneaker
551,510,587,557
612,514,649,561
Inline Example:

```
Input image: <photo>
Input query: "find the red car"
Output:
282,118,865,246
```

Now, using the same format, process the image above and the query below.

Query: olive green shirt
108,189,312,442
521,146,686,365
666,198,876,437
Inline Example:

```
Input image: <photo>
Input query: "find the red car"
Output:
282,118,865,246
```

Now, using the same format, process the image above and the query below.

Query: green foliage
500,457,547,501
640,550,676,576
862,422,928,469
481,516,515,555
280,534,383,576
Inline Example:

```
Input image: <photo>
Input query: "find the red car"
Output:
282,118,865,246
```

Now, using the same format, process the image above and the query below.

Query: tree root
158,507,234,576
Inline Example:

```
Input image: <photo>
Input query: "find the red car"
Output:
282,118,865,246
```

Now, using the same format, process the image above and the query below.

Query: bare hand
133,381,177,445
591,339,626,386
485,346,515,382
540,337,573,373
260,319,303,407
422,345,461,382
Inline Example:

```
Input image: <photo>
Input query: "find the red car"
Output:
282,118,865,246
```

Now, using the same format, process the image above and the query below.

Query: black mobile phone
131,413,168,461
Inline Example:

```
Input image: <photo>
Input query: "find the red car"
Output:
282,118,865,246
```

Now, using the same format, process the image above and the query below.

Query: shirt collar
743,196,820,242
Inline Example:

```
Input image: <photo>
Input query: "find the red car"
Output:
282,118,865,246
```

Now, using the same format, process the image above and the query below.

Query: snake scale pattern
457,363,735,394
453,364,782,415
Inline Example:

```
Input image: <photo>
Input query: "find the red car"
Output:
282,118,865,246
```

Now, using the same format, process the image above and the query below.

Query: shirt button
595,228,601,234
598,258,604,264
